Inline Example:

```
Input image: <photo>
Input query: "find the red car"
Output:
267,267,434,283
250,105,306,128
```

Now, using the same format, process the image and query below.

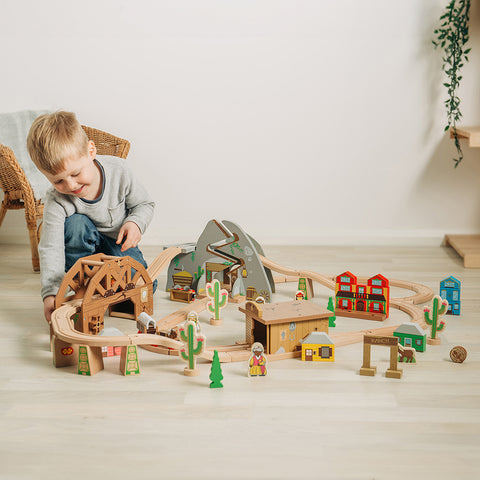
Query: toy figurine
248,342,267,377
187,311,201,333
295,290,305,301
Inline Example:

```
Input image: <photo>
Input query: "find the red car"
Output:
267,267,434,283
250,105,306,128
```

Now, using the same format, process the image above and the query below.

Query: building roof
440,276,461,288
337,271,356,282
302,331,334,345
394,322,426,336
239,300,333,326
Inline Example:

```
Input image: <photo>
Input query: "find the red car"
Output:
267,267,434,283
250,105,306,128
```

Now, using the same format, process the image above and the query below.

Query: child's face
43,141,101,200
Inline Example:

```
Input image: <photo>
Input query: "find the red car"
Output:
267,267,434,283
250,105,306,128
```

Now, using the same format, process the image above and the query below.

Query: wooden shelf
445,234,480,268
445,128,480,267
451,126,480,147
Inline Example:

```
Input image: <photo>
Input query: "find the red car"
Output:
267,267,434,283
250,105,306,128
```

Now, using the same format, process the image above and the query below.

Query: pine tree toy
327,296,336,328
209,350,224,388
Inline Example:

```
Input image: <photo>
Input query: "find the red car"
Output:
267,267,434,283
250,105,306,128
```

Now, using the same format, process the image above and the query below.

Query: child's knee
64,214,99,248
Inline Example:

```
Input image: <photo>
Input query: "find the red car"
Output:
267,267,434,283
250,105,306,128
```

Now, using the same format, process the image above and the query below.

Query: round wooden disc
450,346,467,363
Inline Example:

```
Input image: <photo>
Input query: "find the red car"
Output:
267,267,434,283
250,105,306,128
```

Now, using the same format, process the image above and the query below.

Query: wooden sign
364,335,398,347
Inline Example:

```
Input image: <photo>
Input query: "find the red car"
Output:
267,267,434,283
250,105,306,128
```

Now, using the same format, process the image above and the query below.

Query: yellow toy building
301,331,335,362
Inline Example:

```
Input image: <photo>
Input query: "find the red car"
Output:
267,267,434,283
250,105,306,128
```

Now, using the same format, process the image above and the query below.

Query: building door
305,349,313,361
252,320,267,352
357,300,365,311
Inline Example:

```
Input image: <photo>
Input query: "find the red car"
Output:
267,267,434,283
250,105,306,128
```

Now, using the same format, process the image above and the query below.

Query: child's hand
44,295,55,324
116,221,142,252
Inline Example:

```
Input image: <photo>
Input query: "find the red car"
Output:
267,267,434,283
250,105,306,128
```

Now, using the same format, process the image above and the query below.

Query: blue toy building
440,276,461,315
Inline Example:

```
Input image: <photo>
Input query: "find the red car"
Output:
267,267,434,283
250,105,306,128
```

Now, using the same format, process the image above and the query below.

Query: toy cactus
206,278,228,326
179,319,206,376
424,295,448,345
209,350,224,388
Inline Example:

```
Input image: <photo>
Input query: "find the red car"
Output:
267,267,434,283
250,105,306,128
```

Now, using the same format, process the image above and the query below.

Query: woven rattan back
0,125,130,271
0,144,30,198
81,126,130,159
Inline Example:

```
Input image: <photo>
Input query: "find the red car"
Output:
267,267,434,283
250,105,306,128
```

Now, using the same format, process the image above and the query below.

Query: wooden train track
50,252,434,365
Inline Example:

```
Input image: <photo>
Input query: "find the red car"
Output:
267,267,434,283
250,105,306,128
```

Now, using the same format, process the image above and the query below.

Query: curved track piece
147,247,183,281
51,304,183,350
260,255,434,306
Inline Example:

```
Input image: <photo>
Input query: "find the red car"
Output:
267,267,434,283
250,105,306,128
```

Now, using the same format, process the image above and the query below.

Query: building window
371,279,383,286
340,285,351,292
320,346,331,358
453,291,459,300
358,286,365,294
371,287,383,295
340,276,352,283
415,339,422,346
341,300,349,308
405,338,412,347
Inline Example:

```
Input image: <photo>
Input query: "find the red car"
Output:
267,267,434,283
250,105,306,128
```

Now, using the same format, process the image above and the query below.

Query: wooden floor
1,243,479,480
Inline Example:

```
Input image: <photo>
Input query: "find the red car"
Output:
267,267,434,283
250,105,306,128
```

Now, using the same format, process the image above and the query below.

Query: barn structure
239,300,333,355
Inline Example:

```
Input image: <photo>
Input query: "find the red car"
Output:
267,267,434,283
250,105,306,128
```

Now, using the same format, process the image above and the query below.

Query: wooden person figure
295,290,305,301
187,310,201,333
248,342,267,377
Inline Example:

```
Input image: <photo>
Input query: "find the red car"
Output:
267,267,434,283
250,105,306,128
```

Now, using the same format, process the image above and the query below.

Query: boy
27,111,155,323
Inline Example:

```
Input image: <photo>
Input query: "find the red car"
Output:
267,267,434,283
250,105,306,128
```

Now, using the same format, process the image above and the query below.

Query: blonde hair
27,111,89,174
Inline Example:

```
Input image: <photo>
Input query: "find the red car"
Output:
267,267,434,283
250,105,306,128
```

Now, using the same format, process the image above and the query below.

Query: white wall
1,0,480,246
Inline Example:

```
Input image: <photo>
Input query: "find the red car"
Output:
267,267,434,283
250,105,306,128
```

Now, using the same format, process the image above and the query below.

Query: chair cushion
0,110,52,199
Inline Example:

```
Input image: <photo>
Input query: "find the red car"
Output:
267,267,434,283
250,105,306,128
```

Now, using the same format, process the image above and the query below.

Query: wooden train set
49,246,435,376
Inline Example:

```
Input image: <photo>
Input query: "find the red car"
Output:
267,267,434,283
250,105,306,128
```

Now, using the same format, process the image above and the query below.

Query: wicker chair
0,126,130,271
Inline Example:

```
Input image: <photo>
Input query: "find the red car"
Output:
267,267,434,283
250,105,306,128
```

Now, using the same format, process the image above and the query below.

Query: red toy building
335,271,389,321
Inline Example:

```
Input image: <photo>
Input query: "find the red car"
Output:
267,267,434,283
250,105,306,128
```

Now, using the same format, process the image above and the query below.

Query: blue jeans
64,214,157,292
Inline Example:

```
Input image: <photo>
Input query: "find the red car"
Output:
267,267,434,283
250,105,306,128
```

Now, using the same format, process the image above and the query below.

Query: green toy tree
209,350,223,388
327,296,336,328
424,295,447,344
179,319,206,376
206,278,228,325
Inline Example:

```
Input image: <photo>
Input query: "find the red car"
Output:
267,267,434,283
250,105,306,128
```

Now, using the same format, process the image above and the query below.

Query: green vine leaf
433,0,471,167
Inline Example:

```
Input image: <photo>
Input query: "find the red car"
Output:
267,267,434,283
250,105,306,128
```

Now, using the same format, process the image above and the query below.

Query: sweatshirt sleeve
38,193,68,300
122,163,155,234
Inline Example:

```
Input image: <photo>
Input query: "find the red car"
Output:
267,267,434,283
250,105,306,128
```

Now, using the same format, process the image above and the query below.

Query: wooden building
335,271,390,321
301,332,335,361
440,276,461,315
393,322,427,352
239,300,333,355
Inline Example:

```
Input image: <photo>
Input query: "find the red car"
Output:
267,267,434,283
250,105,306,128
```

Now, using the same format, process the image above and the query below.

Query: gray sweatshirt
39,155,155,299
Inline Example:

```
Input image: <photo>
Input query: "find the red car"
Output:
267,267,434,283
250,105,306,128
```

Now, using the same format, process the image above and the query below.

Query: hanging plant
433,0,471,167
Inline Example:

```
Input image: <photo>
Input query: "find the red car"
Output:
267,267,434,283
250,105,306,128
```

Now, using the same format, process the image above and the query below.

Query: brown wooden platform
445,234,480,268
451,126,480,147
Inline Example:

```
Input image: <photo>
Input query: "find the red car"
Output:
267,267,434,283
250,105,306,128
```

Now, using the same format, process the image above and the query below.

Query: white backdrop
1,0,480,246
